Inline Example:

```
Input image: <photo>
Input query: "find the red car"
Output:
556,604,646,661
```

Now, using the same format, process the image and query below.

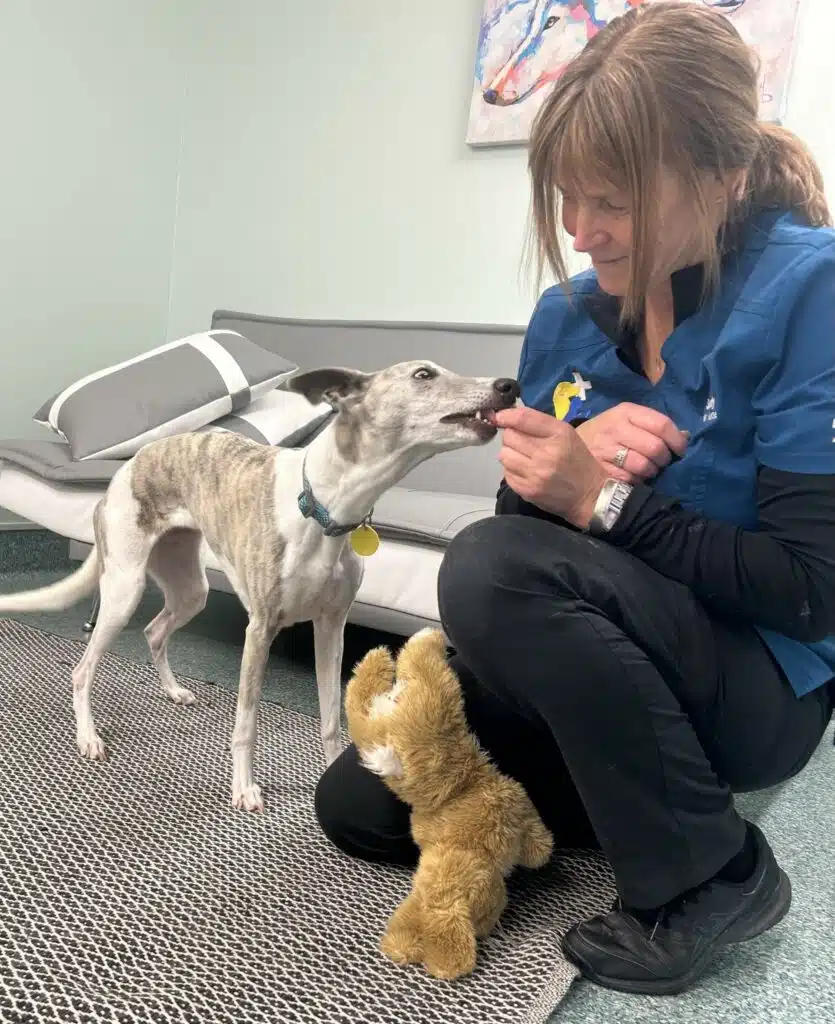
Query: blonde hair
527,1,831,325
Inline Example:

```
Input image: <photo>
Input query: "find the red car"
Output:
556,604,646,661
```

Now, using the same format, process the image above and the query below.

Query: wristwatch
586,478,633,536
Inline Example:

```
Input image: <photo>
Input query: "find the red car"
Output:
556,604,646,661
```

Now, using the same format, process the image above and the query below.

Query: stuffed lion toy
344,627,554,980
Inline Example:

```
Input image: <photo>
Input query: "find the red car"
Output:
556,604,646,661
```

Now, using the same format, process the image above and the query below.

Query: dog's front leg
313,610,349,766
231,615,276,811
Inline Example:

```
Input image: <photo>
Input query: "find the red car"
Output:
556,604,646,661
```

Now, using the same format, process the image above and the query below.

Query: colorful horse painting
465,1,800,146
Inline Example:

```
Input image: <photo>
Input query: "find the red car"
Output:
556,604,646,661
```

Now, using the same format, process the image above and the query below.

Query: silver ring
613,446,629,469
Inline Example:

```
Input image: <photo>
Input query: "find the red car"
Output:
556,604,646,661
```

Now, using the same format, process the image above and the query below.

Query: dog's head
287,360,520,462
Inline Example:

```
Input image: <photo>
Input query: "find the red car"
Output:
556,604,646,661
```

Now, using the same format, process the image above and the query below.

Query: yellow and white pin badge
553,372,592,421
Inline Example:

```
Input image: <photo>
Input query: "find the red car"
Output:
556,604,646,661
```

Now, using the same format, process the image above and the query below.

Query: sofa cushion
0,440,122,485
0,442,495,545
33,330,298,461
370,488,494,543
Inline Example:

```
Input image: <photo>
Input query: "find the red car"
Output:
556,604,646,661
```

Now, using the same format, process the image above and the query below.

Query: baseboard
0,512,39,531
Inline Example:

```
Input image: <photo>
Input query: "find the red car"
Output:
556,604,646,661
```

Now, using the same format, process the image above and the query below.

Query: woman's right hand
574,403,689,483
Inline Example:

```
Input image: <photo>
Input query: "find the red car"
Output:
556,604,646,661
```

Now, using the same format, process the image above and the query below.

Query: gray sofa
0,311,525,636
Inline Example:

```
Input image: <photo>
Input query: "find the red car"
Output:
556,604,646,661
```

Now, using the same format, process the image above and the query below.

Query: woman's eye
544,16,560,30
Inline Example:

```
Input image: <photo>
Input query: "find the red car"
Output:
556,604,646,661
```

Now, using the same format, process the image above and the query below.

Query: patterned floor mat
0,619,615,1024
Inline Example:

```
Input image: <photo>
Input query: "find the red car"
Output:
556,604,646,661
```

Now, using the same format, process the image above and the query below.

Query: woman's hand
575,403,689,483
495,407,610,529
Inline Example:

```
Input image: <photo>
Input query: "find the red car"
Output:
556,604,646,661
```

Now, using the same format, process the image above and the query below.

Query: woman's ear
716,168,746,203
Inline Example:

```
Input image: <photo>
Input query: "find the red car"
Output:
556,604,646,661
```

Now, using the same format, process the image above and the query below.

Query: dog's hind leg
144,528,209,706
230,613,277,811
313,608,351,767
72,562,147,760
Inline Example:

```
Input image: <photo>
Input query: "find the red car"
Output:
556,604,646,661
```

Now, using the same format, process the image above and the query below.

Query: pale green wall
165,0,572,336
0,0,190,445
165,0,835,336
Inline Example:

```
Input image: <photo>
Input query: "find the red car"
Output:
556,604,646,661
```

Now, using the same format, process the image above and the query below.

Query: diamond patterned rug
0,618,616,1024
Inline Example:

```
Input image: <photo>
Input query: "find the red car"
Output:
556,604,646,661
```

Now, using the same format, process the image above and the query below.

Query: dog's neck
297,420,432,535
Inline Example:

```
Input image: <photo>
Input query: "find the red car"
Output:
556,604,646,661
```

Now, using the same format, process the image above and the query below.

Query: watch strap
587,478,634,536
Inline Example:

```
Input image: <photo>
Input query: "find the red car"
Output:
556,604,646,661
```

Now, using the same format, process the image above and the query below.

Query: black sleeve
494,469,835,642
606,468,835,642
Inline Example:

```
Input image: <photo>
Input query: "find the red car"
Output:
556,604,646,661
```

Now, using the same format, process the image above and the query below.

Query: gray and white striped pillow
34,330,298,460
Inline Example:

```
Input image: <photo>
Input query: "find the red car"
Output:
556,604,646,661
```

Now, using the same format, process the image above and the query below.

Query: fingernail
681,430,691,440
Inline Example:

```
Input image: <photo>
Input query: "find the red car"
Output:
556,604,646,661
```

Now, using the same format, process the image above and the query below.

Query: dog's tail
0,548,100,613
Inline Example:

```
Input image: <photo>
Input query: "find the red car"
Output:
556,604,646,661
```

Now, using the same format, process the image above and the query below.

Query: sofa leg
82,592,100,634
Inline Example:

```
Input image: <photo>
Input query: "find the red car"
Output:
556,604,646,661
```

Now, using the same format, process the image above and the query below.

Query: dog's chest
281,542,358,622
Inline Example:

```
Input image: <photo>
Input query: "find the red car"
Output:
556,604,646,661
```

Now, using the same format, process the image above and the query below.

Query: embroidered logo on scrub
553,372,592,421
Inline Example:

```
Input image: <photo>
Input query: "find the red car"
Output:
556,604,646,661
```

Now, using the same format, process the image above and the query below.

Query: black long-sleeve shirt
495,467,835,644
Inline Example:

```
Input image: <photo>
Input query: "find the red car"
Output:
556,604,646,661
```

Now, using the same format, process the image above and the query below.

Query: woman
315,1,835,996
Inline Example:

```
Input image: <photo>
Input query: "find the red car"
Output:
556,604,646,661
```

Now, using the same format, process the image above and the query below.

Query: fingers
498,446,530,477
610,450,656,481
602,464,636,485
626,405,689,456
616,423,676,475
500,427,538,458
493,406,560,438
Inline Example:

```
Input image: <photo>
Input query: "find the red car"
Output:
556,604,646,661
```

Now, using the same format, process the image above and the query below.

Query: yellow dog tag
350,524,380,557
553,381,581,421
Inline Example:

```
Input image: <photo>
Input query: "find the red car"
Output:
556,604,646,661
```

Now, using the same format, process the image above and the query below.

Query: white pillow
200,388,333,447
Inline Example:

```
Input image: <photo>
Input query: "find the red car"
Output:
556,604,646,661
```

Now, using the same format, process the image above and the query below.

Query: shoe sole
563,868,792,997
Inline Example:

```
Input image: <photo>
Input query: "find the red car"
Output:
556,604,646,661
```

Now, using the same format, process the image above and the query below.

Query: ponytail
746,123,832,227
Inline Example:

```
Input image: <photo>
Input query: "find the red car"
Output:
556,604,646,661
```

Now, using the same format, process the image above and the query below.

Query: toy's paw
381,895,423,966
408,627,449,652
423,942,477,981
381,927,422,966
519,816,554,869
421,910,478,980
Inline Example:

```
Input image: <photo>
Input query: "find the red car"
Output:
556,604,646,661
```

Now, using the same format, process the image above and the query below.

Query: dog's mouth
440,405,500,437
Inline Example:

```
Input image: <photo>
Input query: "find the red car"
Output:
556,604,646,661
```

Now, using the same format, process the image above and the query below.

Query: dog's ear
288,367,372,407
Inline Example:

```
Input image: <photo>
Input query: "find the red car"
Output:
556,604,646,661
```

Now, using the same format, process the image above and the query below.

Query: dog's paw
167,684,197,706
232,783,264,812
77,732,107,761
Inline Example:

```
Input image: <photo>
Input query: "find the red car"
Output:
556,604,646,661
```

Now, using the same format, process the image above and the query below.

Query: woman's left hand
495,407,609,529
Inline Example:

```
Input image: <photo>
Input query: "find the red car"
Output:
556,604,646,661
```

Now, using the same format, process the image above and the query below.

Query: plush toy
344,628,554,980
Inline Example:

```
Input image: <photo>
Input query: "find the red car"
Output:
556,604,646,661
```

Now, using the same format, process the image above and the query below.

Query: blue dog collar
297,458,372,537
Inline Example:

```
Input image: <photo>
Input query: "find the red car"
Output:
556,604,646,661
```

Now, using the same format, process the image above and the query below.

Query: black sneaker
561,823,791,995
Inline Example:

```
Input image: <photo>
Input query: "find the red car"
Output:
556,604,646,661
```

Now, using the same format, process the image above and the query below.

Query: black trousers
315,515,834,909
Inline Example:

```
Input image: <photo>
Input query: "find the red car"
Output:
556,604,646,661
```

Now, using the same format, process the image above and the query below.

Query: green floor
0,531,832,1024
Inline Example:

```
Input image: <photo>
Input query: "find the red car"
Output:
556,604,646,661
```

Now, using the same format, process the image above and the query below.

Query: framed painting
465,0,804,147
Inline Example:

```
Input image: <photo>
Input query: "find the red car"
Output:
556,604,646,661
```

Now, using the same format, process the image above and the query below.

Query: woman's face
560,169,727,297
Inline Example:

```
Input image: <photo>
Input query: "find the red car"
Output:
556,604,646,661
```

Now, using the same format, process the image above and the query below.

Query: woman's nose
571,211,605,254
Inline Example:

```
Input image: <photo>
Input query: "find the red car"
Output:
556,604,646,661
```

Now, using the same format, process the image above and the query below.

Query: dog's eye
412,366,437,381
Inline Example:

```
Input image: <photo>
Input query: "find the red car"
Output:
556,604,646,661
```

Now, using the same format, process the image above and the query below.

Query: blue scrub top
517,208,835,698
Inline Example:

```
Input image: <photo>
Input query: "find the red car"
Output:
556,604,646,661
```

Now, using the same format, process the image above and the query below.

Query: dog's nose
483,89,499,105
493,377,521,403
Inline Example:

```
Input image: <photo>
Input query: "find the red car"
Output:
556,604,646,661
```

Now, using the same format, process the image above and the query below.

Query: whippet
0,360,520,811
